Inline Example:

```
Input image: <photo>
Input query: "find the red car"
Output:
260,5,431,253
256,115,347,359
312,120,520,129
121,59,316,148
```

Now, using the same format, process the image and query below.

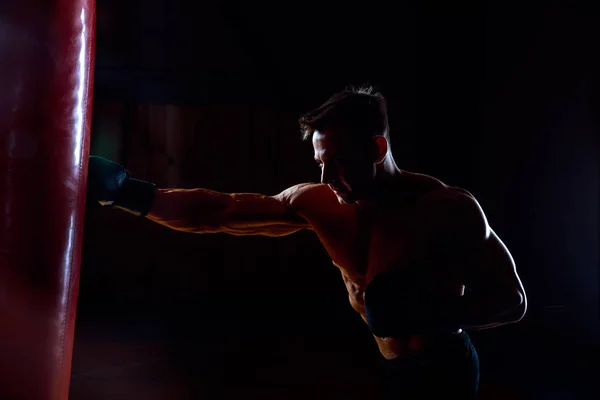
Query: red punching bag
0,1,95,399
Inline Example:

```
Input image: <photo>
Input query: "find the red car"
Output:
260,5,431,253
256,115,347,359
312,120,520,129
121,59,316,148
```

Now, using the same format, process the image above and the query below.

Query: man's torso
294,172,467,359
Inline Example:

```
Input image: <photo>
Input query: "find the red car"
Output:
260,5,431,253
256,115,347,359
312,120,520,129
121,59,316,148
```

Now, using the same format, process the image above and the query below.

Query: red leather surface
0,1,96,399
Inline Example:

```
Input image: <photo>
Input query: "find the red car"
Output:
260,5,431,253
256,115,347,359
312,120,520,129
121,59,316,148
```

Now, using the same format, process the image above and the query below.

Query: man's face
312,130,378,204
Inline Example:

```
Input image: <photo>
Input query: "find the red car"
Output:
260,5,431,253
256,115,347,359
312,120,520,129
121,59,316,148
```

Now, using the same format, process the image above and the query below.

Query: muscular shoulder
422,186,491,245
275,183,340,213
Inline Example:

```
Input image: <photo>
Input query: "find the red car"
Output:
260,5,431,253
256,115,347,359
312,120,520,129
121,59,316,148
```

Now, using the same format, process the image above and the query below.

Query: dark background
71,1,599,399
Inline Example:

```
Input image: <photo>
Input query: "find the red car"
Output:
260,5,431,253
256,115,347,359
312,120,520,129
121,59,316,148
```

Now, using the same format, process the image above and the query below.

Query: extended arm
86,156,314,237
146,187,313,236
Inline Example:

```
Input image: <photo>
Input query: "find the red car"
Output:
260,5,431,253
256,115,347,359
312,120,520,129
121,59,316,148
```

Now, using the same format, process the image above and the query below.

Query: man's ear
373,136,388,164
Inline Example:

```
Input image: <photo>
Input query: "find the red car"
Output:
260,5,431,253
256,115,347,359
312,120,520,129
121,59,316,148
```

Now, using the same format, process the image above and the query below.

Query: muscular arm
429,189,527,331
145,184,315,236
363,188,527,338
435,231,526,331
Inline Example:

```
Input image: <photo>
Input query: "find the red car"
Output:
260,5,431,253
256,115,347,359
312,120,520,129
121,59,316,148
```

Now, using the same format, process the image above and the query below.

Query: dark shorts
381,331,479,399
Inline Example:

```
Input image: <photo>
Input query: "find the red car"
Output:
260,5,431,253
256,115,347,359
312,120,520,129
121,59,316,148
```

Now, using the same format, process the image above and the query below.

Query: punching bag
0,1,95,399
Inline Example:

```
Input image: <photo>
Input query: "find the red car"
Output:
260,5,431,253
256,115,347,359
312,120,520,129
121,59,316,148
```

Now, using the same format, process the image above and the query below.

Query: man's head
298,85,391,204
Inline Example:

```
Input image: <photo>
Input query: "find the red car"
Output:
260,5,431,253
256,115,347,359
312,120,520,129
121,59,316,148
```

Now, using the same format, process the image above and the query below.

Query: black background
71,1,599,399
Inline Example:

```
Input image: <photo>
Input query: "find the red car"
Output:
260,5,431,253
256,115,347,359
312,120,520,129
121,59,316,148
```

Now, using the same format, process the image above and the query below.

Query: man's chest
312,204,429,285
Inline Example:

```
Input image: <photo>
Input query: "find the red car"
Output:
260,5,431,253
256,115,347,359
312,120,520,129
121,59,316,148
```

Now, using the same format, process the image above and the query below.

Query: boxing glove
86,156,156,217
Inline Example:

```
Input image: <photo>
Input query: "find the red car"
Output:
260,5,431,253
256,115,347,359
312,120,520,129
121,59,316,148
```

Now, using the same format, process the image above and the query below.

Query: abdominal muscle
341,268,464,360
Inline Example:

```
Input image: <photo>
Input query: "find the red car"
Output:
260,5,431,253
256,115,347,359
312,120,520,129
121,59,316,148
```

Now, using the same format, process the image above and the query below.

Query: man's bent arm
426,188,527,332
365,246,527,337
145,186,313,236
438,281,526,331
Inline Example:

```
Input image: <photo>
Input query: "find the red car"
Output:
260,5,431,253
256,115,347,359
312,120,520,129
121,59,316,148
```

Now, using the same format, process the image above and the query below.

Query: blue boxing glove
364,270,461,337
86,156,156,217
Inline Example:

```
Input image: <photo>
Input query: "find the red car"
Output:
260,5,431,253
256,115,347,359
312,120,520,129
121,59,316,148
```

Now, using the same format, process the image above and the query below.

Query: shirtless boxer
86,86,527,399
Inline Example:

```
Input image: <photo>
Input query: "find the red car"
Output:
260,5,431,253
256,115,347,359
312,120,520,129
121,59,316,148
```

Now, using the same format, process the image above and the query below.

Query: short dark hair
298,85,389,142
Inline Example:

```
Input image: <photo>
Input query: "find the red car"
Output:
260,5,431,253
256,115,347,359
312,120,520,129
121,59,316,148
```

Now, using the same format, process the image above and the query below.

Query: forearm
436,289,526,331
145,188,310,236
146,188,232,233
365,280,526,337
85,156,307,235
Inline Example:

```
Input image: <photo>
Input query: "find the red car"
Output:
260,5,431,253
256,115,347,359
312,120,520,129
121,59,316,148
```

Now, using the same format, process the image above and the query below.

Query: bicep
217,191,312,233
427,189,519,290
425,189,525,317
435,208,523,298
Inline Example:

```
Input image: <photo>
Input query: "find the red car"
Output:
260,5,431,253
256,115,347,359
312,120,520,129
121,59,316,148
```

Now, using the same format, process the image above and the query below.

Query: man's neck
378,153,402,176
375,154,403,189
356,161,405,209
